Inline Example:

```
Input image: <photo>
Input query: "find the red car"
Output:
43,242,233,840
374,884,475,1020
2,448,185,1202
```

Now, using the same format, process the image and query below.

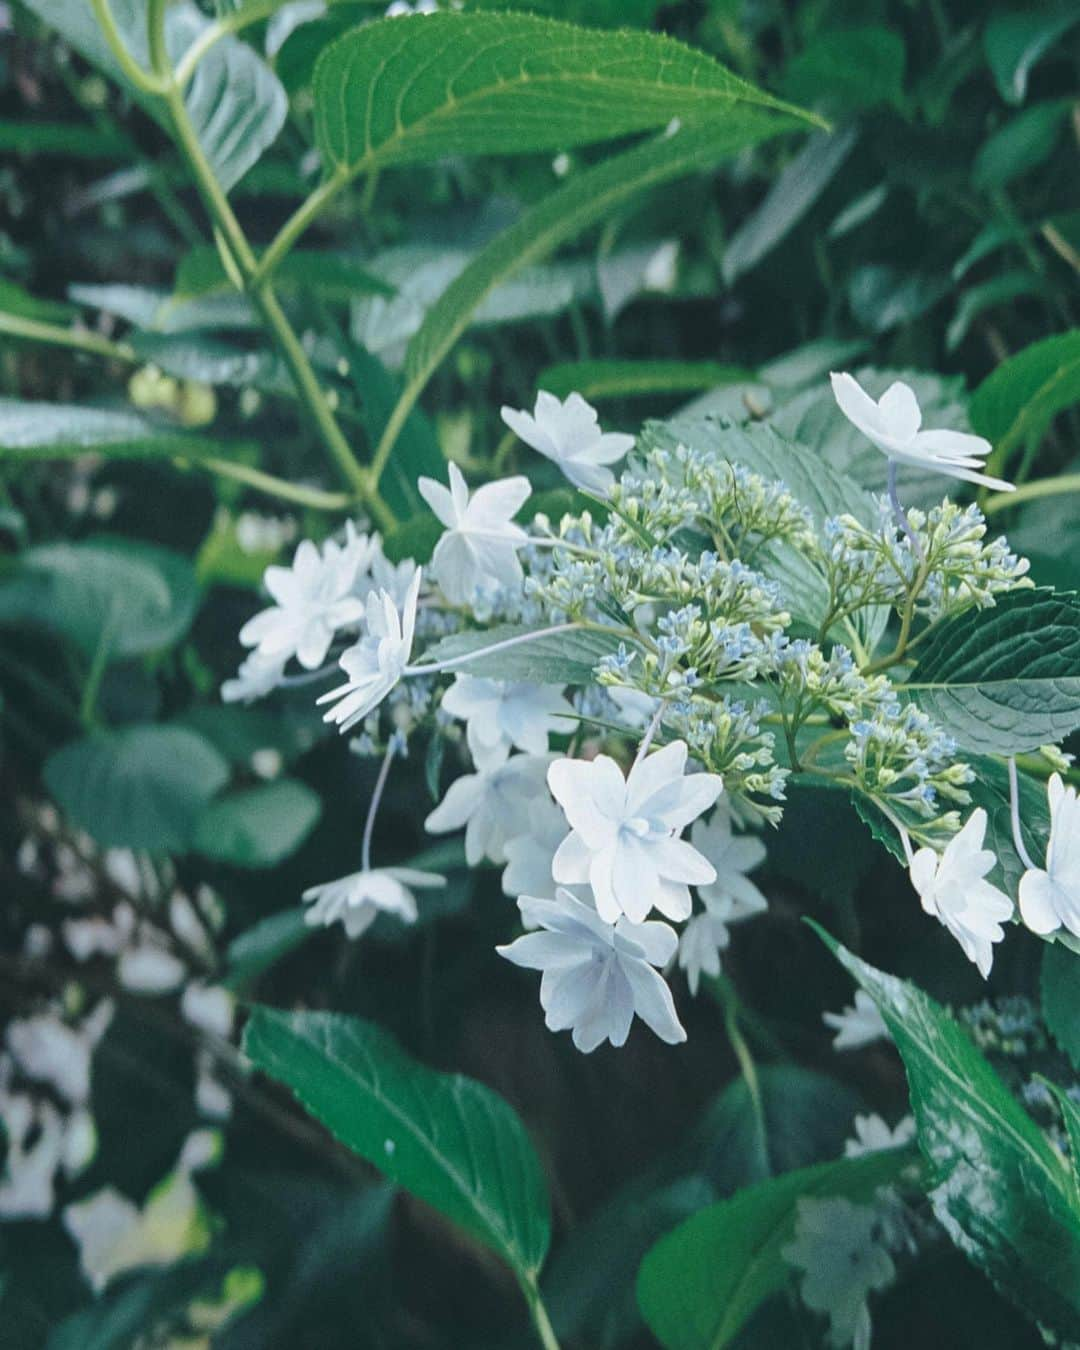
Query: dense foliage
2,2,1080,1347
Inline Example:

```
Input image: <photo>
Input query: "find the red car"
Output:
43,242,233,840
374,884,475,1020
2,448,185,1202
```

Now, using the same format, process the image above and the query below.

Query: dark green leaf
972,100,1071,189
1042,941,1080,1072
44,726,229,851
243,1007,551,1281
193,779,322,867
984,3,1080,105
970,330,1080,460
781,26,906,116
539,359,750,403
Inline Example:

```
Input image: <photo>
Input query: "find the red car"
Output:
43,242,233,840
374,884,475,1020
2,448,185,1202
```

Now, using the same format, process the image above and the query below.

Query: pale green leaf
0,397,243,460
417,624,628,685
193,779,322,867
243,1007,551,1281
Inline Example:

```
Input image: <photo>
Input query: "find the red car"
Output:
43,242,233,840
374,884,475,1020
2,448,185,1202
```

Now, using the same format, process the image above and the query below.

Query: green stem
519,1276,562,1350
983,474,1080,516
80,603,117,727
196,458,356,511
0,311,135,363
251,171,349,285
91,0,166,94
715,976,767,1165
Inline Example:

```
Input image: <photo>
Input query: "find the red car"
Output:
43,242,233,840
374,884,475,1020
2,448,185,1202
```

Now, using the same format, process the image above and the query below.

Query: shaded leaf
193,779,322,867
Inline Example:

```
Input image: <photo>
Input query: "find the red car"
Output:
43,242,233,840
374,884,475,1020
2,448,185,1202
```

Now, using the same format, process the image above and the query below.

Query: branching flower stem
361,741,397,873
1008,756,1038,872
404,622,587,678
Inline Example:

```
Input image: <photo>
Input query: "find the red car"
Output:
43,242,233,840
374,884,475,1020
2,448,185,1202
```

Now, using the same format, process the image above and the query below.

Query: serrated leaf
819,928,1080,1341
44,726,229,851
243,1007,551,1282
417,624,627,684
193,779,321,867
970,330,1080,460
0,537,199,660
403,114,796,413
313,12,811,180
906,589,1080,755
22,1,286,191
636,1148,911,1350
1042,942,1080,1072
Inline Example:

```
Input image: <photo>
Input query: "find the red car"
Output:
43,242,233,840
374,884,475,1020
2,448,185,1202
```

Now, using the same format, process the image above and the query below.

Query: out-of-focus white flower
608,685,659,731
195,1053,232,1121
6,1000,113,1105
830,372,1013,493
844,1113,916,1158
239,528,369,670
0,1094,66,1218
1019,773,1080,937
117,938,187,995
501,798,570,902
222,650,286,704
441,675,573,767
102,849,141,896
500,391,634,495
426,754,553,865
548,741,724,924
368,541,418,610
302,866,445,939
319,569,422,734
909,808,1012,978
418,464,530,607
677,912,731,995
783,1196,895,1350
181,984,235,1039
63,902,136,963
497,888,685,1052
63,1131,218,1292
823,991,890,1051
691,808,768,919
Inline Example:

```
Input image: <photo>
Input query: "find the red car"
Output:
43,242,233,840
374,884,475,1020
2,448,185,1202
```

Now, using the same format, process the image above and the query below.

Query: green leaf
0,397,244,460
0,537,199,660
636,1148,911,1350
224,907,312,989
984,2,1080,105
0,118,126,158
947,272,1050,352
722,128,857,285
313,11,812,179
906,588,1080,755
970,330,1080,460
780,25,906,117
972,99,1071,190
848,263,950,334
22,1,287,191
819,928,1080,1340
404,114,797,409
44,726,229,851
242,1007,551,1282
193,779,321,867
538,359,750,404
417,624,628,684
1042,942,1080,1072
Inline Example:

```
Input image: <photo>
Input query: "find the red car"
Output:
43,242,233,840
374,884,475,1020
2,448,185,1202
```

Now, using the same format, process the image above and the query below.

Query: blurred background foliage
0,0,1078,1346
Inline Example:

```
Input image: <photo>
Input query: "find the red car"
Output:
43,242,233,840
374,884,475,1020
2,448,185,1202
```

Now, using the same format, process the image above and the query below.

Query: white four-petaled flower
691,808,768,918
548,740,724,924
496,888,686,1052
909,808,1013,977
417,464,530,607
425,754,553,865
1018,773,1080,938
440,675,574,767
844,1112,915,1158
303,866,446,940
319,569,422,734
500,391,634,495
830,372,1014,493
239,529,369,669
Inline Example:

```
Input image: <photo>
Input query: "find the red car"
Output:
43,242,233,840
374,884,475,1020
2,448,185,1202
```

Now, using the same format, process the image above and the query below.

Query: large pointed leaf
969,330,1080,460
820,928,1080,1341
243,1008,551,1283
636,1148,912,1350
906,588,1080,755
0,398,242,461
313,11,810,178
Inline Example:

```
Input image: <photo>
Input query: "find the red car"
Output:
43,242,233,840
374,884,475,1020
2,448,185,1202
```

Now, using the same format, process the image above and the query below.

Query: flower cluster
222,373,1069,1048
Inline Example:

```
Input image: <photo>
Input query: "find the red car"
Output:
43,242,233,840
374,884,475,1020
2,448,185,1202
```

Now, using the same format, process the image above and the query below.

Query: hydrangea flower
303,866,446,939
239,530,368,669
441,675,574,767
782,1196,895,1350
500,391,634,494
6,1001,113,1105
830,372,1013,492
501,797,572,901
677,911,731,995
823,991,890,1050
417,464,530,607
548,740,724,924
1018,773,1080,937
691,808,768,916
425,754,553,865
844,1113,916,1157
221,650,287,704
319,569,422,734
909,808,1013,977
496,888,685,1052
